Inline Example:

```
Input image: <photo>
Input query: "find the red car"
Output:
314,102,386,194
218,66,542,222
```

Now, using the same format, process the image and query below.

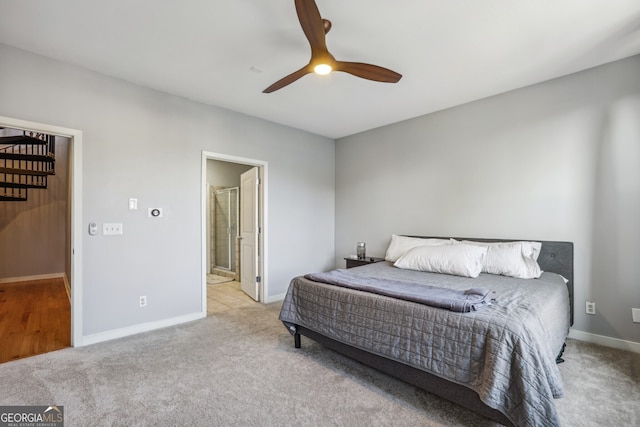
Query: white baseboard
569,328,640,354
0,272,70,303
264,292,286,304
78,312,206,347
0,272,66,284
62,274,71,303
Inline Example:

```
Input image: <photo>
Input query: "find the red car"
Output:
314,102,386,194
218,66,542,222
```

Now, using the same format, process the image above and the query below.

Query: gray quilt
279,262,570,427
305,269,494,312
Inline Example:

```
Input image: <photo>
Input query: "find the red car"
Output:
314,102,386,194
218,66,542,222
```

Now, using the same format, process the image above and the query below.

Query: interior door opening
202,152,267,314
0,115,83,350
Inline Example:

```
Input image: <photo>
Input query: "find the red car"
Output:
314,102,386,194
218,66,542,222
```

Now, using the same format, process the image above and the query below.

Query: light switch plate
103,223,123,235
632,308,640,323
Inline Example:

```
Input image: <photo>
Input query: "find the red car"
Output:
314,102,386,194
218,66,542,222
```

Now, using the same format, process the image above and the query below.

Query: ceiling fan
263,0,402,93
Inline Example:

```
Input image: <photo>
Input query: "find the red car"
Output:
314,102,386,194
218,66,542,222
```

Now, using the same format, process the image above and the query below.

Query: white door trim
201,151,268,311
0,115,83,346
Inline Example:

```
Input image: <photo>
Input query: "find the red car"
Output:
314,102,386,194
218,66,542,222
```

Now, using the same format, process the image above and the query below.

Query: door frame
201,151,268,309
0,115,83,346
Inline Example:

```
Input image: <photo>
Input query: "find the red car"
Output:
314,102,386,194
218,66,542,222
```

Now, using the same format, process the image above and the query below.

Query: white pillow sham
384,234,451,262
394,243,487,278
457,240,542,279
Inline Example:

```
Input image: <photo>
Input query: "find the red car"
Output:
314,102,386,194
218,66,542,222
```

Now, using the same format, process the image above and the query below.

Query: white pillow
384,234,451,262
394,244,487,278
459,240,542,279
522,241,542,261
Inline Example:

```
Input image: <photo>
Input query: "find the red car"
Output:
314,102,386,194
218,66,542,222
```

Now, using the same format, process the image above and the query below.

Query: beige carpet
1,302,638,426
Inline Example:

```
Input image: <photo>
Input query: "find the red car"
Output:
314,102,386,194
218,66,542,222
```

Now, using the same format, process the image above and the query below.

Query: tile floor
207,280,259,314
207,274,234,285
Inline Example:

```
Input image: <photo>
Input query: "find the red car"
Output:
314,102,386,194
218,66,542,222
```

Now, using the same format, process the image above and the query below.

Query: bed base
556,343,566,364
293,326,514,426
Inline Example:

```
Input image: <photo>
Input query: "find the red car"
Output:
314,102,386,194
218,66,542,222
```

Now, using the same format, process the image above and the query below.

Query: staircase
0,131,56,201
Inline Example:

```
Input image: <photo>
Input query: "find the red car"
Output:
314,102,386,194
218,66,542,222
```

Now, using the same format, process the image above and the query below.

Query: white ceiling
1,1,639,139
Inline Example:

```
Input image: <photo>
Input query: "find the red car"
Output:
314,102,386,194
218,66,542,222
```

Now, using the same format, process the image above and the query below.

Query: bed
279,236,573,427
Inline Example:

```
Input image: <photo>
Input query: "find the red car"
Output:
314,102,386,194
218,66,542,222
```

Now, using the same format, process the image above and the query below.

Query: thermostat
148,208,163,218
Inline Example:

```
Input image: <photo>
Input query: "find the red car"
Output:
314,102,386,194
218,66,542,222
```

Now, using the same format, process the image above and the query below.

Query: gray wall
0,43,335,337
336,55,640,344
0,133,70,280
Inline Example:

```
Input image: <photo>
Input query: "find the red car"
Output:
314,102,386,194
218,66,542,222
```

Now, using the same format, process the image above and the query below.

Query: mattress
279,261,570,426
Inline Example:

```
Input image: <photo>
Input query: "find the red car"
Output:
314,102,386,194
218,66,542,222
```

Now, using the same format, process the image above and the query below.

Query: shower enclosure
212,187,239,274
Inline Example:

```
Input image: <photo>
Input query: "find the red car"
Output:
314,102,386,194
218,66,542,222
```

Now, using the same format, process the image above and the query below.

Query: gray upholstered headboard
407,236,574,325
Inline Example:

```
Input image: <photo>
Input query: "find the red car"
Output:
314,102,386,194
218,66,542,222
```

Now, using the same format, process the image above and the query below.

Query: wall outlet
632,308,640,323
139,296,147,307
103,223,123,235
586,301,596,315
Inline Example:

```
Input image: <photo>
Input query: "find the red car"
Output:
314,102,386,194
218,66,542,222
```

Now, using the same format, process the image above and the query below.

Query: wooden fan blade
334,61,402,83
295,0,328,55
263,66,311,93
263,2,402,92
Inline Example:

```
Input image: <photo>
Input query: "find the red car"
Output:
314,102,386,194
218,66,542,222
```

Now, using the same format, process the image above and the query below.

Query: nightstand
344,256,385,269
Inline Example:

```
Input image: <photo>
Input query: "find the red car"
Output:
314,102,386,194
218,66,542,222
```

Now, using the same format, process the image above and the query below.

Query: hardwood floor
0,278,71,364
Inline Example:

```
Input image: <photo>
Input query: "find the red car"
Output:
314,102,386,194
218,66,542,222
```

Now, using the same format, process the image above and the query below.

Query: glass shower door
214,187,238,271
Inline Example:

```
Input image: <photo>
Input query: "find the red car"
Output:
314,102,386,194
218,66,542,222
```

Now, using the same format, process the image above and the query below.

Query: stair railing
0,132,56,201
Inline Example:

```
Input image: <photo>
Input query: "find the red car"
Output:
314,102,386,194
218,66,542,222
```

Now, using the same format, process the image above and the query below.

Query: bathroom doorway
201,151,268,314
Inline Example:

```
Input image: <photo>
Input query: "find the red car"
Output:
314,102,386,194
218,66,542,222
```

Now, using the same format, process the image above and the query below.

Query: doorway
0,115,83,349
201,152,267,314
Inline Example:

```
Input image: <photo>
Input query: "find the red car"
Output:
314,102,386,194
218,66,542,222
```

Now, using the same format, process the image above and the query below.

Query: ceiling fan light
314,63,332,75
